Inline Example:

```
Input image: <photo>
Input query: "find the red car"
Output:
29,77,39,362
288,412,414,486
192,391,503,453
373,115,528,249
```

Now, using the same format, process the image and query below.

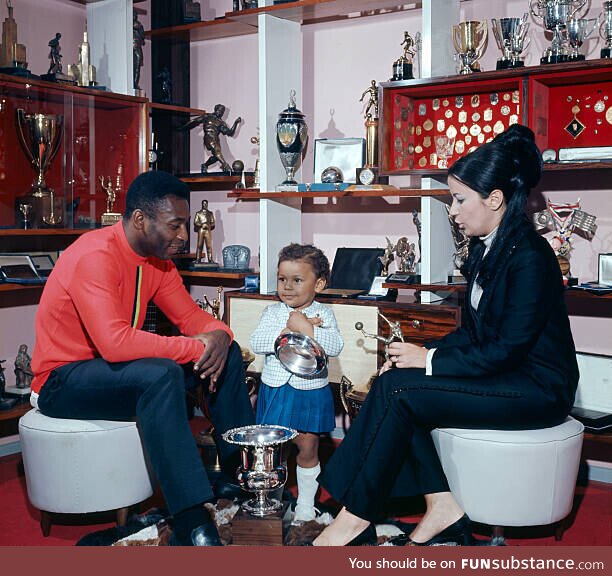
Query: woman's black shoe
406,514,474,546
347,523,378,546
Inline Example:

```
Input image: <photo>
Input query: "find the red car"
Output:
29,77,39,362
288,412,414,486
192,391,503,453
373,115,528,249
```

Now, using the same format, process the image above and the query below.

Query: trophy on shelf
600,1,612,58
567,16,600,60
452,20,488,74
276,90,307,189
99,167,123,227
390,31,415,81
491,14,531,69
15,109,64,227
18,203,31,230
0,0,30,76
356,80,384,185
68,27,100,88
191,199,218,270
533,199,597,281
530,0,588,64
222,424,297,517
196,286,223,320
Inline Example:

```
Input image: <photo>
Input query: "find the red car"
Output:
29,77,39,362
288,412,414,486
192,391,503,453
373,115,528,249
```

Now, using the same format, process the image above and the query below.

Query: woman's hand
386,341,427,369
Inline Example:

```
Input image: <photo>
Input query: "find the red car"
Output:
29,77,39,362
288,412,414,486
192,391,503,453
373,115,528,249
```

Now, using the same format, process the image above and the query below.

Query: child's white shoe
291,503,319,525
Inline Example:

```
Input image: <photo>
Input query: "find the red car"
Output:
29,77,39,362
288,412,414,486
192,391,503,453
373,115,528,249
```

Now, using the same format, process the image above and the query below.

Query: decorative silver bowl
274,332,327,376
222,424,297,516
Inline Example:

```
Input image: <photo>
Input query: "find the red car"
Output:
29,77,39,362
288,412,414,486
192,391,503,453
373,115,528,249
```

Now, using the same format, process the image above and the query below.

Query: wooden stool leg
116,506,129,527
40,510,52,537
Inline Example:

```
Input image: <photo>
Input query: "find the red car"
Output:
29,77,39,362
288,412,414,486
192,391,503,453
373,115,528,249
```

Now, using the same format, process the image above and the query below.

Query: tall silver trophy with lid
276,90,308,188
600,1,612,58
530,0,588,64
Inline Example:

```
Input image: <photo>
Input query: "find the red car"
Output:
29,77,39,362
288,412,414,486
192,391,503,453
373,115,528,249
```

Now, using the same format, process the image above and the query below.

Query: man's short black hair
124,171,190,219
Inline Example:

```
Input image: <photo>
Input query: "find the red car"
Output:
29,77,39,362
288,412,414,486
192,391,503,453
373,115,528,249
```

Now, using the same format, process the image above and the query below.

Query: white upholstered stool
431,417,584,539
19,409,154,536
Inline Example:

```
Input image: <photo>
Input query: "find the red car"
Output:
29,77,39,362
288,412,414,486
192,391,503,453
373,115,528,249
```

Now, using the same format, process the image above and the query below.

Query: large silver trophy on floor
492,14,530,69
452,20,488,74
16,109,63,198
276,90,307,187
530,0,588,64
223,424,297,517
567,15,600,60
600,1,612,58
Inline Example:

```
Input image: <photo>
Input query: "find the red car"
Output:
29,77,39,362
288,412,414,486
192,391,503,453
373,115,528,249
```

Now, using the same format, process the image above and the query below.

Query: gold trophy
15,109,64,227
99,165,123,226
452,21,488,74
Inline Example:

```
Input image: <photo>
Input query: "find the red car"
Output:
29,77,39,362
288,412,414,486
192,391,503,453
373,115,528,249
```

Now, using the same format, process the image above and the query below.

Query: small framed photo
598,253,612,285
313,138,365,183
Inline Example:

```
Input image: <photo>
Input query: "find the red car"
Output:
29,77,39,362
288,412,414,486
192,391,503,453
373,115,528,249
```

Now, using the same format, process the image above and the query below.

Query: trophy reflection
530,0,588,64
601,1,612,58
567,16,600,60
222,424,297,517
491,14,530,69
452,20,488,74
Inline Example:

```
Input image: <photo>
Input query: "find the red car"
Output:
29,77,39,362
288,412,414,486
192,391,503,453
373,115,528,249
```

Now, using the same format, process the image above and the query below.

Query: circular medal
503,93,511,101
415,145,423,153
471,112,481,122
509,114,518,125
493,120,505,134
483,124,492,133
469,124,481,136
606,106,612,125
501,105,510,116
460,125,468,135
423,119,434,131
418,156,427,167
594,100,605,113
442,99,449,107
445,109,453,119
446,125,458,139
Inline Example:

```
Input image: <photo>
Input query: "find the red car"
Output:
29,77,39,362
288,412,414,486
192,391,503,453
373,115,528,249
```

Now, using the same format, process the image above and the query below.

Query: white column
87,0,133,95
421,0,460,78
258,13,302,294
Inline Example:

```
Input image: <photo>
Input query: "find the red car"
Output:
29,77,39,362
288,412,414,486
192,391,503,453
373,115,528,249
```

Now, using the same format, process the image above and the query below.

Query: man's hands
379,341,427,375
192,329,231,392
285,311,321,338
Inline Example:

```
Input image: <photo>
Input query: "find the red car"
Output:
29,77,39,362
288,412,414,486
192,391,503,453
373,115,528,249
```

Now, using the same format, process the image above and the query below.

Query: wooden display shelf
0,402,30,423
146,17,257,43
383,282,468,292
228,187,450,200
0,284,44,294
182,174,255,190
0,228,92,237
148,102,206,115
180,270,256,280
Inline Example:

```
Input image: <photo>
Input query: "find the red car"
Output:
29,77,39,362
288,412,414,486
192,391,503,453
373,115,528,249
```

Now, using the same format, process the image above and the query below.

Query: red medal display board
381,60,612,176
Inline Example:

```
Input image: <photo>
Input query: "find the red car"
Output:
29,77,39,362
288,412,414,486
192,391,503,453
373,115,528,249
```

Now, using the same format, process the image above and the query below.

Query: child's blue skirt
256,382,335,434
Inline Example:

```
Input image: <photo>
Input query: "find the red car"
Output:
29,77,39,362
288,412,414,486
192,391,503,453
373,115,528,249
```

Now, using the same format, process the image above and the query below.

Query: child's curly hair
278,243,330,285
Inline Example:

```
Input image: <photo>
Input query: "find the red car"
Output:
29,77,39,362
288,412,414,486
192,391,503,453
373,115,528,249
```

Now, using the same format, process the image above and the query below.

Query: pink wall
0,1,610,388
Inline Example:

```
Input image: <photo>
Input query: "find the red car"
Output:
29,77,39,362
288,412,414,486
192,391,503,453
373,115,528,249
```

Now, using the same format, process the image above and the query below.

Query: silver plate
274,331,327,376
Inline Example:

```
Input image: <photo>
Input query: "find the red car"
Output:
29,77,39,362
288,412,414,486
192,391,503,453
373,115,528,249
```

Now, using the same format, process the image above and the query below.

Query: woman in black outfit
314,125,579,546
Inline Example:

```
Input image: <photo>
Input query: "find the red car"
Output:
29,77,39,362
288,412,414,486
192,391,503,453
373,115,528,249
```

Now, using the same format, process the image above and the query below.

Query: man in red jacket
31,171,254,546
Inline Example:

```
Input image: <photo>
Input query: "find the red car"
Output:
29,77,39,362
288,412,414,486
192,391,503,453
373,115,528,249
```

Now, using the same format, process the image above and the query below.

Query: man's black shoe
212,478,248,501
168,517,223,546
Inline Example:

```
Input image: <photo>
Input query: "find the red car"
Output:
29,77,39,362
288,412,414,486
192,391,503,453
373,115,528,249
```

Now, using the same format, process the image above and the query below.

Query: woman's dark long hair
448,124,543,288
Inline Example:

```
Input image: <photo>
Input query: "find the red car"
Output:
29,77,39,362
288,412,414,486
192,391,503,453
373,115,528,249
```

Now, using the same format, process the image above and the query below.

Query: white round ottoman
431,417,584,538
19,409,154,536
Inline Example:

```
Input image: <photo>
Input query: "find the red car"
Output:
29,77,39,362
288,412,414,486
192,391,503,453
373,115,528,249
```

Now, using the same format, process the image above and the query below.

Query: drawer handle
411,319,423,329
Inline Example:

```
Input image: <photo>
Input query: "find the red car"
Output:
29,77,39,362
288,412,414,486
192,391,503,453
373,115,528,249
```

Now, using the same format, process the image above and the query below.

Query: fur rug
77,501,504,546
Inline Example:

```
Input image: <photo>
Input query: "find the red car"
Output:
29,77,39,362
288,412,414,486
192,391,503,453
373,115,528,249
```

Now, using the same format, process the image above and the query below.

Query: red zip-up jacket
31,222,232,393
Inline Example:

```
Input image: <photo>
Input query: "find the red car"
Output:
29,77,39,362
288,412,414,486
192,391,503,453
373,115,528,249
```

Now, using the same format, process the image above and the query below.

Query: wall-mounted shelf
228,188,450,200
182,175,255,190
180,270,257,288
383,282,468,292
149,102,206,115
0,229,92,237
146,17,257,42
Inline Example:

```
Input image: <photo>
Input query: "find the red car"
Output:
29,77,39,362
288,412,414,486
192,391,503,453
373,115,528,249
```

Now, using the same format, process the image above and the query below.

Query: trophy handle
475,22,488,58
452,24,462,54
46,116,64,170
584,15,601,40
529,0,543,22
339,375,353,415
570,0,588,19
15,109,34,164
491,18,505,51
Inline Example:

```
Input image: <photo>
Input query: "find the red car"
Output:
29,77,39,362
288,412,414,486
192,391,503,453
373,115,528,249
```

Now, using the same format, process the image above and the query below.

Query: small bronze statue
395,236,416,274
179,104,242,174
391,31,415,81
196,286,223,320
14,344,33,390
192,199,217,268
133,10,145,91
359,79,379,120
47,32,62,75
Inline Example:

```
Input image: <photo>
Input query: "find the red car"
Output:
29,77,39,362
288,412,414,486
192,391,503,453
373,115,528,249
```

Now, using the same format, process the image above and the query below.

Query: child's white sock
293,463,321,523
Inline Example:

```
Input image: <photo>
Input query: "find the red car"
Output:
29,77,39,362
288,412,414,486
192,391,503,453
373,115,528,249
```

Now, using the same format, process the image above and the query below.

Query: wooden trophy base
101,212,122,226
231,501,290,546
